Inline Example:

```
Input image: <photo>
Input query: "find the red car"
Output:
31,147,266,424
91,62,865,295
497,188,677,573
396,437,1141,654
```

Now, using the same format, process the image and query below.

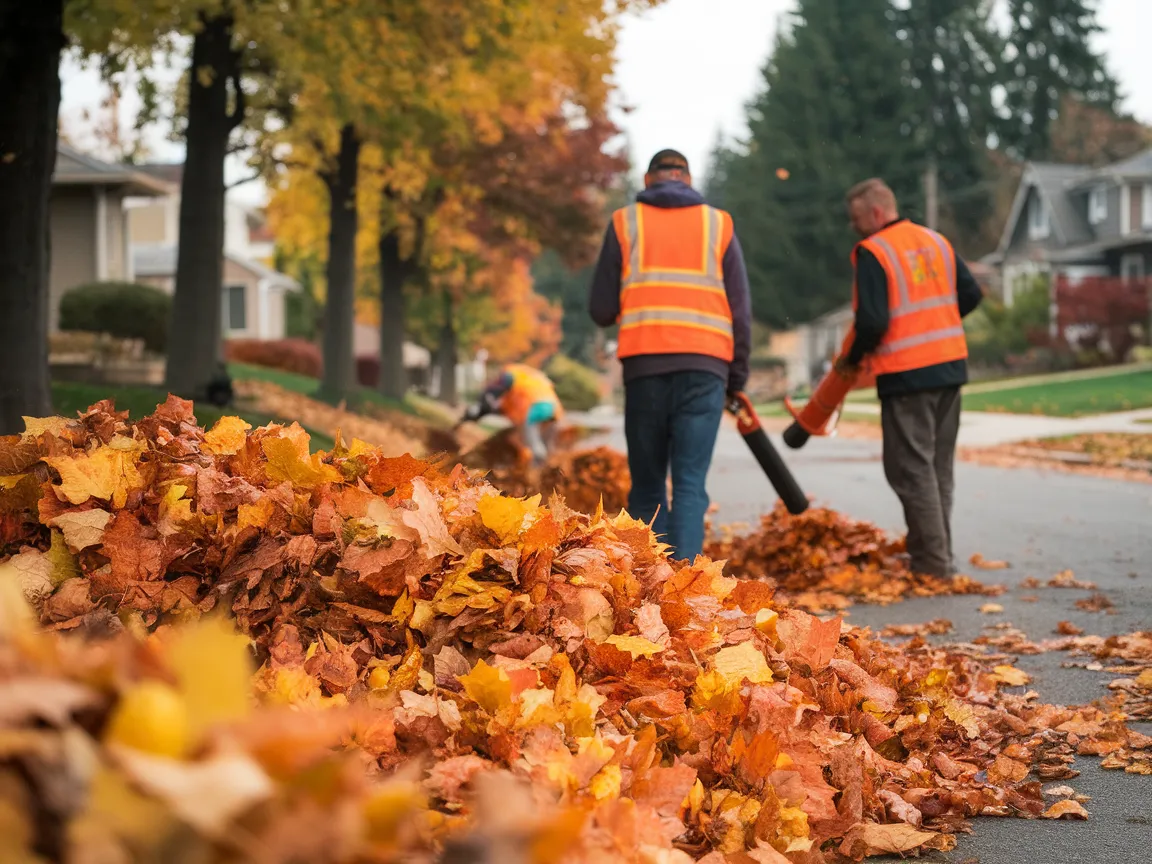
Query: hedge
58,281,172,354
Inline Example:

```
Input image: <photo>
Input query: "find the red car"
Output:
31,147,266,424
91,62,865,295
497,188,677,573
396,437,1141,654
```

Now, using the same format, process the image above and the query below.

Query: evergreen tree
999,0,1120,161
893,0,1001,252
532,251,598,365
715,0,920,328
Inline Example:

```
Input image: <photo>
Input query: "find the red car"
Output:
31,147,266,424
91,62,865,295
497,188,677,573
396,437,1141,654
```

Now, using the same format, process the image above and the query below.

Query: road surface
584,415,1152,864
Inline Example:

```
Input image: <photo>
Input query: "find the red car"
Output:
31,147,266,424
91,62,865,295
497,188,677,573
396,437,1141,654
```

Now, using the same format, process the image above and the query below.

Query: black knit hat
647,149,690,174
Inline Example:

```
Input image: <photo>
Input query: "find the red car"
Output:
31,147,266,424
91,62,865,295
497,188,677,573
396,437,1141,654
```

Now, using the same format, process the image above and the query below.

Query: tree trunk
165,13,241,400
436,290,458,406
378,230,408,401
0,0,62,434
319,123,359,402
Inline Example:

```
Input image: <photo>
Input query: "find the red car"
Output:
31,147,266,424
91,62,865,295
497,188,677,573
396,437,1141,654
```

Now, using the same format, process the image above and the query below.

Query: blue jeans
624,371,725,561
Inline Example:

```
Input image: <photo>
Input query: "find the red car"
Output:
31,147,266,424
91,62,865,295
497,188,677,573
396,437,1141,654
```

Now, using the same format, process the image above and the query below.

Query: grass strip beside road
960,370,1152,417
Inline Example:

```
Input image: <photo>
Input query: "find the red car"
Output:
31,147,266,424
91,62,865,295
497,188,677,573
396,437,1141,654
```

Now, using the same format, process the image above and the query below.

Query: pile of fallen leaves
704,506,1002,612
1,397,1149,863
461,427,630,514
234,379,427,457
959,432,1152,484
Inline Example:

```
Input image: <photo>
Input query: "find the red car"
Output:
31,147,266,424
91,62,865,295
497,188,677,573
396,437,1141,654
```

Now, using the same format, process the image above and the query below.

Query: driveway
582,414,1152,863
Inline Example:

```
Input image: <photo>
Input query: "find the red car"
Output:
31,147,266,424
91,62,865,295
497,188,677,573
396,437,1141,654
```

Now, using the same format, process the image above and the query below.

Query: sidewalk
841,403,1152,447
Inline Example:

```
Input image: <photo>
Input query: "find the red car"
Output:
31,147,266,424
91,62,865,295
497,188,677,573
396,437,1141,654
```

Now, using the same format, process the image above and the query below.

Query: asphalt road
586,417,1152,864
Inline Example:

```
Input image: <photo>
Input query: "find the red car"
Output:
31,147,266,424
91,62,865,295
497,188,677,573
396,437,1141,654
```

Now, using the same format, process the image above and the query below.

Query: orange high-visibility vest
499,364,561,427
852,221,968,375
612,202,735,361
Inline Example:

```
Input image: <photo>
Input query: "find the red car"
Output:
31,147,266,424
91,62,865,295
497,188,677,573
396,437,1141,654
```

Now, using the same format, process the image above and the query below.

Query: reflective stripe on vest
615,202,734,361
854,221,967,375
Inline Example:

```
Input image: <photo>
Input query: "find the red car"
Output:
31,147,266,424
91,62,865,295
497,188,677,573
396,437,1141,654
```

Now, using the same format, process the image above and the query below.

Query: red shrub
1055,276,1151,362
224,338,322,378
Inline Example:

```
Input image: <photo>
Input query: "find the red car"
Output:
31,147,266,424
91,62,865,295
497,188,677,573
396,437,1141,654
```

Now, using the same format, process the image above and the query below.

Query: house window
1143,184,1152,231
1027,195,1050,240
1088,185,1107,225
223,285,247,332
1121,253,1145,281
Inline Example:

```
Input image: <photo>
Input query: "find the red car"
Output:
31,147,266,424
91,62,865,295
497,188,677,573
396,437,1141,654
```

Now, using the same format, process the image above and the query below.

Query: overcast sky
59,0,1152,204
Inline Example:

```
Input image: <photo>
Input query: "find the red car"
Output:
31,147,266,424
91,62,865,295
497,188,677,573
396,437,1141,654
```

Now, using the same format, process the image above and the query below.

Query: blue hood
636,181,707,209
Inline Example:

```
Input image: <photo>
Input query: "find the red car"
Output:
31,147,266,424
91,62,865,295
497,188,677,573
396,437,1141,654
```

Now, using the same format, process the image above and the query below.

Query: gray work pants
520,420,557,466
880,386,961,578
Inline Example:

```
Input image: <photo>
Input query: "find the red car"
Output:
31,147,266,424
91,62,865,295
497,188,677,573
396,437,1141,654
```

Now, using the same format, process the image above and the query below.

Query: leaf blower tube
782,327,875,450
726,392,809,515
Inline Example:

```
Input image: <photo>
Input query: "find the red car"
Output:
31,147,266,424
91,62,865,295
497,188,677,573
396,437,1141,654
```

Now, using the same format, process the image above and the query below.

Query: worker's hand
461,404,482,423
833,356,859,376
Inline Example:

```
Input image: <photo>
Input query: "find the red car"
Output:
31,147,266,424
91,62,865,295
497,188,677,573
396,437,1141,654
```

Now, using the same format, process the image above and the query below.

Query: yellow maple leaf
47,529,80,586
604,634,665,659
712,642,774,687
21,415,73,439
46,439,143,508
989,664,1031,687
942,698,981,738
262,435,340,488
202,416,251,456
237,498,275,532
166,615,254,738
589,764,622,800
158,484,194,535
477,492,541,545
459,660,513,715
516,687,561,728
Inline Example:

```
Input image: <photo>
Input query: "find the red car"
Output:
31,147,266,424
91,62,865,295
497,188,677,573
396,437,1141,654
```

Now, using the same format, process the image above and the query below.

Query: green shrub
964,277,1050,368
545,354,602,412
59,282,172,354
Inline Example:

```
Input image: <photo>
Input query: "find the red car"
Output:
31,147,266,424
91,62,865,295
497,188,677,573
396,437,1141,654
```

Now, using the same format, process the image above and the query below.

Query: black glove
462,404,482,423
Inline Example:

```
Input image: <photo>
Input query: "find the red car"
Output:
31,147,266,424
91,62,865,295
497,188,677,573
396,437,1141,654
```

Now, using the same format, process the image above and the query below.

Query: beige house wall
127,196,178,246
105,189,128,281
48,187,97,332
222,258,260,338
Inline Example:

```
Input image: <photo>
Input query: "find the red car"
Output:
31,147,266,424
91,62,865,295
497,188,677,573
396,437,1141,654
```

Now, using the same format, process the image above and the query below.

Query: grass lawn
960,370,1152,417
51,380,336,452
754,400,880,425
227,362,457,427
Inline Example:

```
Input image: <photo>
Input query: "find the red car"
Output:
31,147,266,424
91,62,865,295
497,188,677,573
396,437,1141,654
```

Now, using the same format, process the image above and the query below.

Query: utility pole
923,157,939,231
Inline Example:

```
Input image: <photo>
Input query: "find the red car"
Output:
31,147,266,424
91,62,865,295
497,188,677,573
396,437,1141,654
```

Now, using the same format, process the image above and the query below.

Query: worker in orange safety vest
840,178,984,578
461,363,563,466
589,149,752,561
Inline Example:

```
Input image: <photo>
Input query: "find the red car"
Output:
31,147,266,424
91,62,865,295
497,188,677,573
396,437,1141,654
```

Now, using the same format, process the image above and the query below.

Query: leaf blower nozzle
782,422,810,450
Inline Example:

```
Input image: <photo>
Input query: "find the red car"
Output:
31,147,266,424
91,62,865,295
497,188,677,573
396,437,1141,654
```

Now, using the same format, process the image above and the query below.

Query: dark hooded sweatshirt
588,181,753,393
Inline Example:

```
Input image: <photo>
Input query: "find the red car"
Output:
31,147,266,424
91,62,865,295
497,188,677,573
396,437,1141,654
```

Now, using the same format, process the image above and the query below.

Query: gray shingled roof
1029,162,1094,246
1099,147,1152,178
133,243,299,291
53,145,173,195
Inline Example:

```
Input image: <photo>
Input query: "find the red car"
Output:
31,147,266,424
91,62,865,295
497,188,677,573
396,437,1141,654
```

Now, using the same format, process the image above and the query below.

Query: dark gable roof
1028,162,1094,246
53,144,173,196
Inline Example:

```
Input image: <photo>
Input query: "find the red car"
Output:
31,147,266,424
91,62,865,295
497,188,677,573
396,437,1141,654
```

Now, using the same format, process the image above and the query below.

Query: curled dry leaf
970,553,1011,570
1042,799,1090,820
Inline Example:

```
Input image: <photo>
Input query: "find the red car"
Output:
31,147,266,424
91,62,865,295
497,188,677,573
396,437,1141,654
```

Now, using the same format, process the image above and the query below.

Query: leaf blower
726,392,809,515
782,327,876,450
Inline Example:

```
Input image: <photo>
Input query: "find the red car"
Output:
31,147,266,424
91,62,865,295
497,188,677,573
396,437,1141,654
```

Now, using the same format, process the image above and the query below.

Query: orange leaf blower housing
782,327,876,449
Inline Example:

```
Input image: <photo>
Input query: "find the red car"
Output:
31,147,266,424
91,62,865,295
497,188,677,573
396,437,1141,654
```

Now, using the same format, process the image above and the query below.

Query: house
125,162,298,340
770,303,856,391
49,144,171,331
132,244,299,340
984,149,1152,303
